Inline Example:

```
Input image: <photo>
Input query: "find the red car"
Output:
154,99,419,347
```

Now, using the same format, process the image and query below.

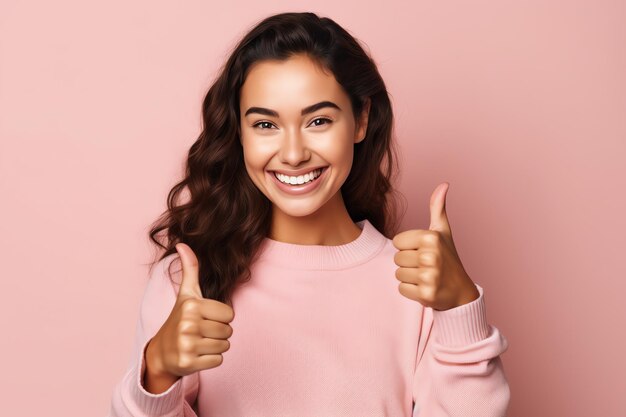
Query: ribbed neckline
257,219,388,270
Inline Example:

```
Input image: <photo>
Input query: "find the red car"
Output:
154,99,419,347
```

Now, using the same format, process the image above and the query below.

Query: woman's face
239,54,370,219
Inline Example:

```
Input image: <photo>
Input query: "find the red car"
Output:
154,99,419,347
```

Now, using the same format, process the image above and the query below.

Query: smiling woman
109,11,510,417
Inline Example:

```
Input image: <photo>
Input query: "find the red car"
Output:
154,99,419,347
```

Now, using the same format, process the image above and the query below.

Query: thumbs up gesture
145,243,235,382
392,183,480,311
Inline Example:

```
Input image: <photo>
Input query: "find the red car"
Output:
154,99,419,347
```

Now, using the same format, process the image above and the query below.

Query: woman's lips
267,167,328,196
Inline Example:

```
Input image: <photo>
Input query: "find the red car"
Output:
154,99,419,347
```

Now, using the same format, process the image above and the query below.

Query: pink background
1,1,624,416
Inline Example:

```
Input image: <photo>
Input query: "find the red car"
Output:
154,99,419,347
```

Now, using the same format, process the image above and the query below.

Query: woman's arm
108,254,200,417
412,284,510,416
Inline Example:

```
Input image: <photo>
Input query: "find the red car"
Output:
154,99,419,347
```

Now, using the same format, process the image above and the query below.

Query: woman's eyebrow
244,101,341,118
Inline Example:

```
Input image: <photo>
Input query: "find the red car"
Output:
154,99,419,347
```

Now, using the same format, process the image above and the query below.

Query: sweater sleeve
411,283,510,417
108,254,200,417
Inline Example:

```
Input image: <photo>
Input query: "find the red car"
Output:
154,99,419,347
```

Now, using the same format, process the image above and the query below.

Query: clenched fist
145,242,235,385
392,182,480,311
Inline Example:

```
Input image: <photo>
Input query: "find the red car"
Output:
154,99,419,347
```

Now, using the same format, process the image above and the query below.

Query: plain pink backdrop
1,1,624,416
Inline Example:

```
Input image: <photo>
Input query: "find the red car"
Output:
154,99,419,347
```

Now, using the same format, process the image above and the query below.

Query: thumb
175,242,203,301
429,182,452,235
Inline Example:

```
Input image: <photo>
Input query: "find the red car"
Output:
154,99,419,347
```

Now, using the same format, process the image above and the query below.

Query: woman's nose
278,130,310,165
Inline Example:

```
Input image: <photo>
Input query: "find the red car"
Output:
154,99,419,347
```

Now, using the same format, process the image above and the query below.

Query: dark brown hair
147,12,406,305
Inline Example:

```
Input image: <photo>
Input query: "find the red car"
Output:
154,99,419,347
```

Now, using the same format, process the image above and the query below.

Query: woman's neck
268,192,361,246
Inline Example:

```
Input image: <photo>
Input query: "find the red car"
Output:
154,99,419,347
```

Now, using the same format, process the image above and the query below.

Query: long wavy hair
147,12,406,306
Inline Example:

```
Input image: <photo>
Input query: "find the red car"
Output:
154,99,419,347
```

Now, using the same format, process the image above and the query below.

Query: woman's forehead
240,58,347,115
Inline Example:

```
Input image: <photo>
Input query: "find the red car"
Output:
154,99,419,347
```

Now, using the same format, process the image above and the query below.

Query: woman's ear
354,97,372,144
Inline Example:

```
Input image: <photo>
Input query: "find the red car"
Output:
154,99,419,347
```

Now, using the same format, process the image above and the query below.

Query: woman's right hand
146,242,235,380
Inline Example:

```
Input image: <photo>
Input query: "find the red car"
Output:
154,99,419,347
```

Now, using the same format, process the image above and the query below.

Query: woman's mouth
267,167,328,196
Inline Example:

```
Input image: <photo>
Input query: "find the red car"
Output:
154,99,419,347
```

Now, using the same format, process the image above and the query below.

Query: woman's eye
253,121,275,130
310,117,332,127
252,117,332,130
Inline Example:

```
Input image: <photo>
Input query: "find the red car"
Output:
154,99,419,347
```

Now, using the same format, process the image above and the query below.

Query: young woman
109,12,510,417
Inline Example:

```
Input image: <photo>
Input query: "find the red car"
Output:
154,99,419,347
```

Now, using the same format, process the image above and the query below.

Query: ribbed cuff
129,337,184,415
432,283,491,347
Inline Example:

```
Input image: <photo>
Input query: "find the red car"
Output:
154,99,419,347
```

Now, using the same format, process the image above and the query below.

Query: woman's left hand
392,182,480,311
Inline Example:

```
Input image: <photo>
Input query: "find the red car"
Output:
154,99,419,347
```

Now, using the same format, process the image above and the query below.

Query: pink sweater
108,219,510,416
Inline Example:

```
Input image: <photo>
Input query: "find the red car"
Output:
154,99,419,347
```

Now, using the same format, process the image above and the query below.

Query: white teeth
274,168,323,185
